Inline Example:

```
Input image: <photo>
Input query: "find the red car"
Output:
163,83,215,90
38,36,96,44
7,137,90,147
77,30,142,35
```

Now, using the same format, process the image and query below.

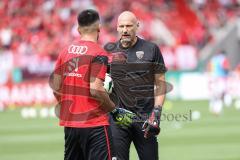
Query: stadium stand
0,0,239,84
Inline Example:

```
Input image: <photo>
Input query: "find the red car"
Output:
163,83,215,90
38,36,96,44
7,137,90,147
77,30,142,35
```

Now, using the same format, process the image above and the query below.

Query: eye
118,25,124,28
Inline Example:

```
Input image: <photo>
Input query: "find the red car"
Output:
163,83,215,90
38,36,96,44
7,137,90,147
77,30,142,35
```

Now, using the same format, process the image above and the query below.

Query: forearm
91,88,116,112
50,73,63,102
154,73,166,108
90,77,115,112
53,92,61,102
154,94,165,108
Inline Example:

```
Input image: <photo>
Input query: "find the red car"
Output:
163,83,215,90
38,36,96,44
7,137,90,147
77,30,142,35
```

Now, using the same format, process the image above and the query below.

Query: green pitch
0,100,240,160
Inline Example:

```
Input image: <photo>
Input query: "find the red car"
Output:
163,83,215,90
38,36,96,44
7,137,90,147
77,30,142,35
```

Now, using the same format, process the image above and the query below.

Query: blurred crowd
0,0,239,85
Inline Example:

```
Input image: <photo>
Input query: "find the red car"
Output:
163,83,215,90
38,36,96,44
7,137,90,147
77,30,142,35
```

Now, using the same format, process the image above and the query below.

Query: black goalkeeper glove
111,108,136,128
142,107,162,138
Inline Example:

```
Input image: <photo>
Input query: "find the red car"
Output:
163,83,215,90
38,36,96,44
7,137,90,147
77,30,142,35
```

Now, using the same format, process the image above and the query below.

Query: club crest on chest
136,51,144,60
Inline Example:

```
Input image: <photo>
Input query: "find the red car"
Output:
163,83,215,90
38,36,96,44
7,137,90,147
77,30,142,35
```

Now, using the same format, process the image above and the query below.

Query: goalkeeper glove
111,108,136,128
142,107,162,138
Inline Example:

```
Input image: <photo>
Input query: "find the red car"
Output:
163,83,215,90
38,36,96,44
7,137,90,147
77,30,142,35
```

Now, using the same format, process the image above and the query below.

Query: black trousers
110,118,159,160
64,126,116,160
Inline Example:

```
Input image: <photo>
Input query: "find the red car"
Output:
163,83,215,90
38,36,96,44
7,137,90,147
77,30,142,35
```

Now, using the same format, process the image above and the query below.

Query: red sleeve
91,63,107,80
49,50,64,95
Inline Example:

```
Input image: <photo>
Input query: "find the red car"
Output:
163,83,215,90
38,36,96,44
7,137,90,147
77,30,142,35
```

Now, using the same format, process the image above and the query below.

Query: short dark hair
77,9,100,27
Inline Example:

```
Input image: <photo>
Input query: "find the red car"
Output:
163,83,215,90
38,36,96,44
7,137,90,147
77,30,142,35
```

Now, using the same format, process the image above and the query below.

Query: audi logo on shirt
68,45,88,55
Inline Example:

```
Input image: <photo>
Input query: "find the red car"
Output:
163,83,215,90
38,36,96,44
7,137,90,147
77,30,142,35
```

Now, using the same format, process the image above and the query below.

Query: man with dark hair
50,9,135,160
105,11,167,160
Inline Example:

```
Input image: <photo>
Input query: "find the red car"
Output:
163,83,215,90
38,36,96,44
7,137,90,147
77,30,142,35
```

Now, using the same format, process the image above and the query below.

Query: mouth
122,34,130,38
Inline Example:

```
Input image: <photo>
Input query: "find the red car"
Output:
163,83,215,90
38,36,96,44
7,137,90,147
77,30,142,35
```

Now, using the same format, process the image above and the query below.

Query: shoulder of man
88,43,109,65
138,37,159,50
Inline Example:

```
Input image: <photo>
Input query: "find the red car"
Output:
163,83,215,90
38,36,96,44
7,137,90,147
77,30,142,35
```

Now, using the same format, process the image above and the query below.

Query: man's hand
142,107,162,138
111,108,136,128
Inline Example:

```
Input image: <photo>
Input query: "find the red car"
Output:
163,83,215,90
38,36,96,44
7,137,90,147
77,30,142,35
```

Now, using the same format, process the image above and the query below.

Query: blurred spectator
150,15,176,46
175,44,198,70
208,50,230,78
207,50,230,115
0,49,14,85
0,28,12,47
161,46,176,70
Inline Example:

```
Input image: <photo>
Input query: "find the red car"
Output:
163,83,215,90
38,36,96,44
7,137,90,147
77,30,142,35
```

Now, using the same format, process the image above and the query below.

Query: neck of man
80,33,98,43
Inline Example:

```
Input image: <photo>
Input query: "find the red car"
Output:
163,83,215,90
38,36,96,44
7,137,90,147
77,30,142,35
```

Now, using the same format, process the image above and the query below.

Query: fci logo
68,45,88,55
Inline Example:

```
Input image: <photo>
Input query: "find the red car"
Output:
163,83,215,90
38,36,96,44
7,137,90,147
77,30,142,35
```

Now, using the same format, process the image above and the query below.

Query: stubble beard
120,38,132,49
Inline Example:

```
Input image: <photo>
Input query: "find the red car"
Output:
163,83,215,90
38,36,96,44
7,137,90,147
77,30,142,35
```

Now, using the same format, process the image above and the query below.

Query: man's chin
120,39,132,48
121,37,131,42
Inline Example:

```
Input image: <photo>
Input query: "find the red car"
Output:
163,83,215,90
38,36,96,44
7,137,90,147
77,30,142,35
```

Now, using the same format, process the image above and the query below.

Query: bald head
118,11,138,25
117,11,139,48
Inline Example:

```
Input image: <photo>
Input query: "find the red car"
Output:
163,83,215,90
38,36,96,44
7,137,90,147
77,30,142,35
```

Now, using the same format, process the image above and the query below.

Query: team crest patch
136,51,144,60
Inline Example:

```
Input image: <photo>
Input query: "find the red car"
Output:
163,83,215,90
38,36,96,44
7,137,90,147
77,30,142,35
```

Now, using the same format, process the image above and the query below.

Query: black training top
105,37,167,114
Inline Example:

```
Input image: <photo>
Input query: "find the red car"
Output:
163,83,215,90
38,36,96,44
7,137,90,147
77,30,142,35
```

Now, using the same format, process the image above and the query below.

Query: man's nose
123,27,128,33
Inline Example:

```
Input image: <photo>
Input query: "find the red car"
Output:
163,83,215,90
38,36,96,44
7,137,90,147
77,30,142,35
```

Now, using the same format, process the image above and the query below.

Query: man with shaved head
105,11,167,160
117,11,139,48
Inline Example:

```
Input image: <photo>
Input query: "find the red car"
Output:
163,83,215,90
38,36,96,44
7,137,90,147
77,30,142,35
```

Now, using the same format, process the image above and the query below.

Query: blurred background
0,0,240,160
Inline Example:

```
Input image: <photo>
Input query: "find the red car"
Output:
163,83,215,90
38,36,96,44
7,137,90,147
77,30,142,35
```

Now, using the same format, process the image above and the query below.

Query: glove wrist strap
111,108,118,114
153,106,162,122
153,106,162,114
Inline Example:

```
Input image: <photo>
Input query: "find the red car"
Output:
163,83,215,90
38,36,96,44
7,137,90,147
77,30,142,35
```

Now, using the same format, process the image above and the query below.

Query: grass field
0,100,240,160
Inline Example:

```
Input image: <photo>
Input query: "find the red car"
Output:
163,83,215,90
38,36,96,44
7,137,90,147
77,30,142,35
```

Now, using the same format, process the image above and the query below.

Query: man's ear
117,25,120,32
78,26,81,34
98,23,101,32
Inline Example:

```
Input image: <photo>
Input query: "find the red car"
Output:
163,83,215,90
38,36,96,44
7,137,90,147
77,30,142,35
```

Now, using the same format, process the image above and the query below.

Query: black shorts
64,126,116,160
110,117,159,160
